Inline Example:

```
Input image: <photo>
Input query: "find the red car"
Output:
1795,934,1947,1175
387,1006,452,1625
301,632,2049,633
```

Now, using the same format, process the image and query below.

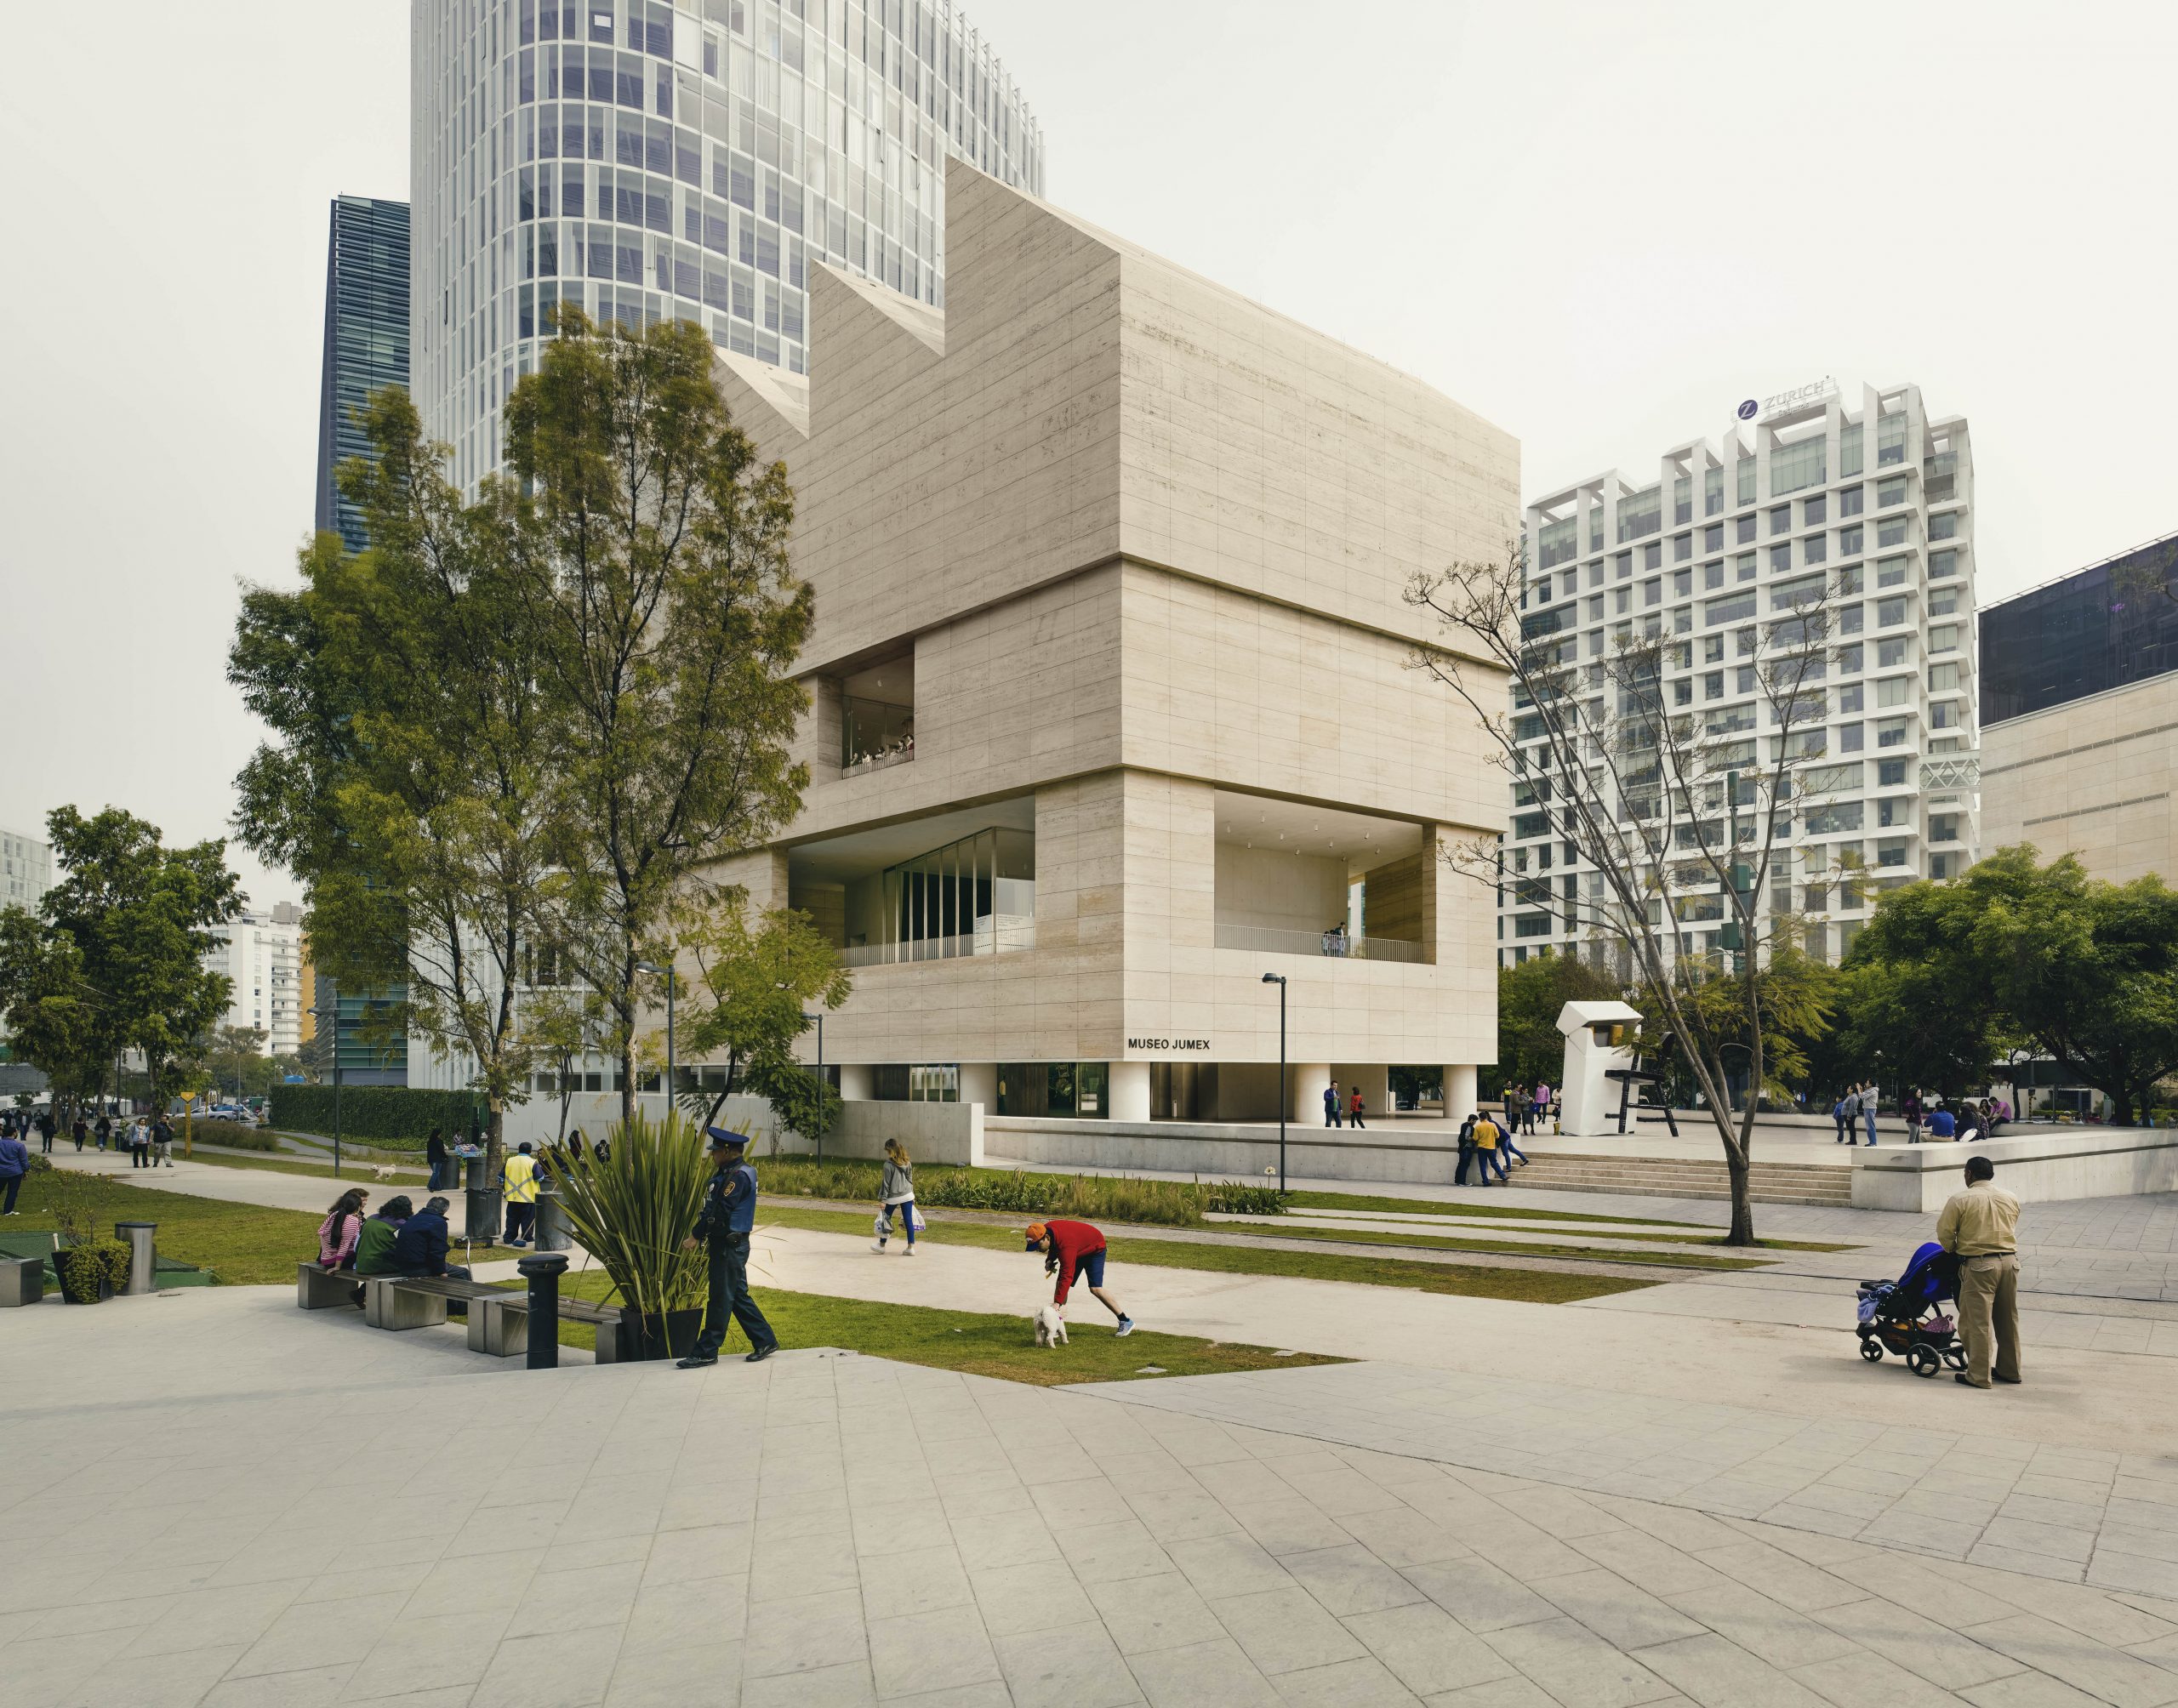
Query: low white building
203,902,307,1055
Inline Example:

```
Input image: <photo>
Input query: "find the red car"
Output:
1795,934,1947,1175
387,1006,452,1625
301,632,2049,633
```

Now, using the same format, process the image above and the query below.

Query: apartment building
1506,381,1977,966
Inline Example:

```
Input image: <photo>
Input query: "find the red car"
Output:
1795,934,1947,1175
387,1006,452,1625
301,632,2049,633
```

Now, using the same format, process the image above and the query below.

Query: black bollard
516,1252,567,1370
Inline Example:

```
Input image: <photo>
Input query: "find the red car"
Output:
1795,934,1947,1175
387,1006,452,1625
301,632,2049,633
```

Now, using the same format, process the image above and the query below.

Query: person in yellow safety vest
502,1142,542,1248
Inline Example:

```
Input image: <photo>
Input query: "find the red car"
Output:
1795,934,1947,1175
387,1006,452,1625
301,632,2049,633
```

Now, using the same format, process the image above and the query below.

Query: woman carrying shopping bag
870,1139,922,1255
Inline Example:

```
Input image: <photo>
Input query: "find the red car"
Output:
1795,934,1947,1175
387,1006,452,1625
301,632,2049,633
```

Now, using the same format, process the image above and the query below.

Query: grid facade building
1504,382,1978,968
1,828,52,914
204,904,308,1056
315,196,413,552
411,0,1044,493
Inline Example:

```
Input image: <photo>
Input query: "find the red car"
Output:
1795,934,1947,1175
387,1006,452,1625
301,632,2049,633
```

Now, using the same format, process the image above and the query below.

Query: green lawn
544,1272,1345,1386
1206,1219,1772,1269
1285,1189,1708,1227
10,1169,523,1284
753,1204,1657,1303
183,1149,432,1184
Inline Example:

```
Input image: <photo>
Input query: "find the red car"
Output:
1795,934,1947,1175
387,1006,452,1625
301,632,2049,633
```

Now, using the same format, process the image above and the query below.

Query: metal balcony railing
1215,925,1427,964
840,917,1035,968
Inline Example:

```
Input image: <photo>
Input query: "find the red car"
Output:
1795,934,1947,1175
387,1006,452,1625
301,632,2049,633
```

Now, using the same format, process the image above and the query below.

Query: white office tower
1506,381,1977,968
1,828,52,912
203,903,309,1055
410,0,1044,491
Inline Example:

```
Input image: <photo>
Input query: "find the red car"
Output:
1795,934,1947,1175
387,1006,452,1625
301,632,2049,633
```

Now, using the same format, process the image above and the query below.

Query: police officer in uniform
677,1128,780,1368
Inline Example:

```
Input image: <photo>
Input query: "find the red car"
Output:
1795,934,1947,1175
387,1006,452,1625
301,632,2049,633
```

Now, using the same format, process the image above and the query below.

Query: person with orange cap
1025,1219,1133,1335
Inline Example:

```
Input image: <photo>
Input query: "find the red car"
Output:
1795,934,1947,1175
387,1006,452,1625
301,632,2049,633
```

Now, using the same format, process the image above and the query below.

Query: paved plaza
11,1155,2178,1705
9,1284,2178,1708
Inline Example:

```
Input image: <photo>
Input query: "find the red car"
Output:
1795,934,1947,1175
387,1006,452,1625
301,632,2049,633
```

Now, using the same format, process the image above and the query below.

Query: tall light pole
636,960,675,1119
309,983,344,1179
1261,973,1287,1194
802,1011,825,1160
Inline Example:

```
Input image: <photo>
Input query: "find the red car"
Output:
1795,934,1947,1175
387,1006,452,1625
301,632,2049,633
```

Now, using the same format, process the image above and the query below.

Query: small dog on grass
1034,1304,1068,1346
371,1164,399,1183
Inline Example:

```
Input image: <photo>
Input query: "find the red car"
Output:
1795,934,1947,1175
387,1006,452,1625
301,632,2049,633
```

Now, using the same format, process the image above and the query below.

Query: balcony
842,915,1036,968
841,694,914,777
1216,924,1425,964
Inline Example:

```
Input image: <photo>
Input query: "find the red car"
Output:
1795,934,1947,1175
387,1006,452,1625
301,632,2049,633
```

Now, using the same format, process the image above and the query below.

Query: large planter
615,1307,704,1362
56,1263,114,1305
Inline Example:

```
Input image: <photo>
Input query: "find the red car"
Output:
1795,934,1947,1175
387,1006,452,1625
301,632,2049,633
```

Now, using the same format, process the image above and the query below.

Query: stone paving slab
10,1289,2178,1707
1080,1360,2178,1599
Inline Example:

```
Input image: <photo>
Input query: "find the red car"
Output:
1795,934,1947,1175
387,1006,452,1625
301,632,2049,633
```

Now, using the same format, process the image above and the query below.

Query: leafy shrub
26,1153,52,1175
55,1238,132,1300
752,1158,1286,1227
543,1113,711,1318
192,1120,280,1152
266,1086,478,1147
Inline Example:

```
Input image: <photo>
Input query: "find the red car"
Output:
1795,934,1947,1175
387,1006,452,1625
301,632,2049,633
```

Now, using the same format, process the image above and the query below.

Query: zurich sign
1736,399,1759,421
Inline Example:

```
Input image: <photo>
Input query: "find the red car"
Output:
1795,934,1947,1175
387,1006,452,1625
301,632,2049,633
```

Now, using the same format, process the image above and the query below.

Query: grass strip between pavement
1284,1188,1711,1227
544,1272,1347,1386
753,1204,1659,1301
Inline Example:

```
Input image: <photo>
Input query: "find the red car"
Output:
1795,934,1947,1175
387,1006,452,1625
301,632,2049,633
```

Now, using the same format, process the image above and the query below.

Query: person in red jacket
1026,1219,1134,1335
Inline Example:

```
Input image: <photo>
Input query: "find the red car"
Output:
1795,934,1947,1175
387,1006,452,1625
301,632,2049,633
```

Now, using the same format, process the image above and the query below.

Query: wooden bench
471,1291,625,1361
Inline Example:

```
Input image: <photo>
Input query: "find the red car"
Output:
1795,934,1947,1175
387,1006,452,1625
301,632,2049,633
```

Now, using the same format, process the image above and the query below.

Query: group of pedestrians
315,1186,470,1306
1838,1085,2014,1147
1454,1105,1528,1185
1320,1084,1371,1128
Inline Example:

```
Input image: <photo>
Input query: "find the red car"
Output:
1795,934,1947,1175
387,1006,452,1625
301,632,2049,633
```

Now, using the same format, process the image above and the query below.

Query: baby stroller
1856,1240,1967,1377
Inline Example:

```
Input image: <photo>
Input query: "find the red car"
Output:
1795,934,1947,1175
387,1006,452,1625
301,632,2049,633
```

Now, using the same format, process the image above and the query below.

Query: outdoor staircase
1508,1150,1854,1207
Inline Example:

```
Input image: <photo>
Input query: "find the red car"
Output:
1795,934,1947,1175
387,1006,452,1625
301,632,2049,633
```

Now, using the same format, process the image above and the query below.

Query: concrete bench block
470,1295,524,1357
296,1261,359,1310
2,1255,45,1307
362,1275,448,1330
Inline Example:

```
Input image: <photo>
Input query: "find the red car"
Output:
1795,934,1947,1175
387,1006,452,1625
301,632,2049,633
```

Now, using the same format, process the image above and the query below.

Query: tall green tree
231,388,560,1182
1830,880,2003,1097
673,898,850,1146
0,807,241,1117
1964,847,2178,1125
508,309,813,1122
1495,954,1622,1094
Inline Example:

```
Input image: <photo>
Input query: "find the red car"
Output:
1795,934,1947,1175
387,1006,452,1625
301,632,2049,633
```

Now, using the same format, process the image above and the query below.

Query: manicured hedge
267,1085,483,1147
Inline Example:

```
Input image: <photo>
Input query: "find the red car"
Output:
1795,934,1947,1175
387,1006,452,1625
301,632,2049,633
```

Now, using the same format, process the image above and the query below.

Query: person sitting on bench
355,1197,413,1276
391,1196,470,1281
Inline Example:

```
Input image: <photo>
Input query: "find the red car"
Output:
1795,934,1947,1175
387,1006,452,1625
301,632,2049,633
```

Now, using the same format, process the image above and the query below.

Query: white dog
1034,1304,1068,1347
371,1164,398,1182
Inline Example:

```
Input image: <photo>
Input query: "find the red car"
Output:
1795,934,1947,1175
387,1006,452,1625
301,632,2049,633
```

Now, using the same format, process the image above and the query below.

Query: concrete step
1506,1152,1854,1206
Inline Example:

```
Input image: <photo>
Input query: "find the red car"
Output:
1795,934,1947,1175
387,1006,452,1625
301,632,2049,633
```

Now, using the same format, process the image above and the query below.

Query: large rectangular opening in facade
1211,790,1429,965
785,796,1035,970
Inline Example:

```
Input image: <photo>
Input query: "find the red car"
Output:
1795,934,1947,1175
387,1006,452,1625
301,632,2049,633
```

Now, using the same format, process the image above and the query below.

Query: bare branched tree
1407,542,1850,1244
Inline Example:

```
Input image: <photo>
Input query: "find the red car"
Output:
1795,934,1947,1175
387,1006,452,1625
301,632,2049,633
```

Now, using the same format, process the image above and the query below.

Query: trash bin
462,1152,502,1246
114,1221,157,1297
533,1189,571,1253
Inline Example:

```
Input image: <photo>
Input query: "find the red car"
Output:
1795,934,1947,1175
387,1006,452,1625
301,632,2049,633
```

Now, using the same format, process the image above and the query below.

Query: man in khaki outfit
1937,1154,2021,1388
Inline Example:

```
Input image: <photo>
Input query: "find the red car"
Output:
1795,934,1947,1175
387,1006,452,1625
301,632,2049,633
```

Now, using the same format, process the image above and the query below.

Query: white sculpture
1556,999,1645,1138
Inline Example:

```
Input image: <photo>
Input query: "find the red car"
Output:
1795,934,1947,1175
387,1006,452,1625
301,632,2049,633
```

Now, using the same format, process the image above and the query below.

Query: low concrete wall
1850,1128,2178,1212
985,1117,1457,1184
500,1090,984,1167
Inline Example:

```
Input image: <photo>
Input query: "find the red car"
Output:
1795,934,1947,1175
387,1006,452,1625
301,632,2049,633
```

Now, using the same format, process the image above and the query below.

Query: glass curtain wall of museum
315,196,412,552
412,0,1045,493
841,826,1033,966
1981,532,2178,724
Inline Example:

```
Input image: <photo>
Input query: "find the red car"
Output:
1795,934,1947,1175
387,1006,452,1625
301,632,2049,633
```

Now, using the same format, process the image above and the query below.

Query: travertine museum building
712,161,1516,1129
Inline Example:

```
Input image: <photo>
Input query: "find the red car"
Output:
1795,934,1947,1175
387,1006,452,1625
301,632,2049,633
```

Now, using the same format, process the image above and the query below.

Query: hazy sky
3,2,2173,908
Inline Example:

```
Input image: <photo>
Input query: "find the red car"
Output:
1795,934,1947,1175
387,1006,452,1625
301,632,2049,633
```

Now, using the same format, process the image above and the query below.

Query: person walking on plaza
150,1114,174,1167
127,1117,149,1169
871,1138,919,1255
425,1126,448,1192
1862,1081,1881,1147
94,1113,111,1153
1832,1089,1853,1143
1348,1085,1367,1130
1939,1154,2022,1389
1322,1083,1342,1128
501,1142,541,1247
1901,1089,1923,1144
71,1113,87,1152
677,1129,778,1369
37,1108,54,1153
1025,1218,1133,1335
0,1124,28,1214
1535,1082,1554,1136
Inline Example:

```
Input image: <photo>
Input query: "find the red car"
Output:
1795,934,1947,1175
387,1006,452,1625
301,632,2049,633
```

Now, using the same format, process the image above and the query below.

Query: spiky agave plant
544,1111,714,1320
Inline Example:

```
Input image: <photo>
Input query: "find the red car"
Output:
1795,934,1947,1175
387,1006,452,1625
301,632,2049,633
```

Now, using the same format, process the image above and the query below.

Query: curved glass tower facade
412,0,1044,491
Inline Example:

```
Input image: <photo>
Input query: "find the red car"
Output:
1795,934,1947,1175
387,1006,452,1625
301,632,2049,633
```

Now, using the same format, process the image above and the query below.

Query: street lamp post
636,960,676,1118
1261,973,1288,1194
802,1011,825,1160
309,984,344,1180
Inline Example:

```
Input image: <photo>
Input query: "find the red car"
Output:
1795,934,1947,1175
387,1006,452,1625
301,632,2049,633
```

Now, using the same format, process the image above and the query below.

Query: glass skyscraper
314,196,413,552
411,0,1045,492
